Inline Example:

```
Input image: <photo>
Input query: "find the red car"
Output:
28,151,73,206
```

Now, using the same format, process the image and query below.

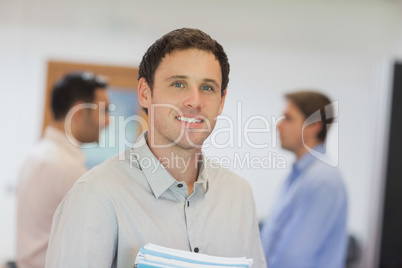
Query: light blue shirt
260,144,348,268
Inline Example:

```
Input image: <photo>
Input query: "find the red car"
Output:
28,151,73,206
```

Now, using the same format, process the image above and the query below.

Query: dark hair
138,28,230,96
51,71,108,120
285,90,333,141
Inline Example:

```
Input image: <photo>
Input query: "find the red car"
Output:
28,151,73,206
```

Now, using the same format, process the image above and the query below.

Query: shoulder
24,137,77,168
305,160,344,188
74,149,143,189
24,138,59,163
19,140,79,178
297,160,347,205
203,157,253,195
56,154,128,217
204,158,247,182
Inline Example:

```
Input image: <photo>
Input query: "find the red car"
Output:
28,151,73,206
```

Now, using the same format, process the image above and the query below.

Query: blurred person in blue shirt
260,90,348,268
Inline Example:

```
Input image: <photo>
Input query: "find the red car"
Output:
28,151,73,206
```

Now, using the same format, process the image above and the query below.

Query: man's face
81,88,110,143
277,100,306,154
144,49,226,149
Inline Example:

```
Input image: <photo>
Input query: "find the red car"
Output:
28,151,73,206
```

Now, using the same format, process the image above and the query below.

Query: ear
69,101,86,121
218,89,227,115
305,121,323,141
138,77,152,109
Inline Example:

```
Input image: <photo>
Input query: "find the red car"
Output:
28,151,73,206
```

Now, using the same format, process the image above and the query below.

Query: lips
175,113,206,127
176,116,203,123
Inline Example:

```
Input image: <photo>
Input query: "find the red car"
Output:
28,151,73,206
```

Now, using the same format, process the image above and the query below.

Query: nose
183,87,202,110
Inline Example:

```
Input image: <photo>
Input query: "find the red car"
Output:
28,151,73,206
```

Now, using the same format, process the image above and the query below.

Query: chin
174,137,205,150
84,137,99,144
280,144,290,151
177,140,204,150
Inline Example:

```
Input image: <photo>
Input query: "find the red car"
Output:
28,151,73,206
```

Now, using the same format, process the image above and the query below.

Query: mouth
176,116,204,124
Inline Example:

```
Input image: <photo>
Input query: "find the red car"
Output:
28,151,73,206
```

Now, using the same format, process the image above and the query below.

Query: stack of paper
134,243,253,268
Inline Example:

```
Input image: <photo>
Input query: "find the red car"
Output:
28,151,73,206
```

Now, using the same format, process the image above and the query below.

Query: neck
49,120,65,132
147,140,202,195
50,119,82,146
295,139,321,160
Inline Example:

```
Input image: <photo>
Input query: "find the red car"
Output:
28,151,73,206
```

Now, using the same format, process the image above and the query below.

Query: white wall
1,0,401,266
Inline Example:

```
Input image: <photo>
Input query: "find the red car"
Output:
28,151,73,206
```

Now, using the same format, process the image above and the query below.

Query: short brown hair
138,28,230,96
285,90,333,141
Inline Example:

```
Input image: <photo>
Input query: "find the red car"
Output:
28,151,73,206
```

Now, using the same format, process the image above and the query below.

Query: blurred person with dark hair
45,28,266,268
260,91,348,268
16,72,110,268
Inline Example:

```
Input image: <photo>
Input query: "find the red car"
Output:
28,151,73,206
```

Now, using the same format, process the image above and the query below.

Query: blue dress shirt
260,144,348,268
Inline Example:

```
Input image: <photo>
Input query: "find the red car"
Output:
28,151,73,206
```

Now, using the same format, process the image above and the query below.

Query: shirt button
177,184,183,188
194,247,199,253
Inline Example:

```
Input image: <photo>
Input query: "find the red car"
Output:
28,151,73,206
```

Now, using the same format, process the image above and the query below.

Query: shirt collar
195,154,209,194
44,126,86,164
293,143,326,174
130,131,209,199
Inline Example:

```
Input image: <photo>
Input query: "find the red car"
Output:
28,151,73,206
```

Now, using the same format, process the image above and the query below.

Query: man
16,72,110,268
260,91,348,268
45,28,266,268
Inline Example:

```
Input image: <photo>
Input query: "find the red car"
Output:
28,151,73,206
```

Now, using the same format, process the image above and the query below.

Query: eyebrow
204,78,220,88
165,75,188,81
165,75,220,88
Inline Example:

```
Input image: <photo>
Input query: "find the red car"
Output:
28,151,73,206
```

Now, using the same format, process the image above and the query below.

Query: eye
202,85,213,91
173,82,184,88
